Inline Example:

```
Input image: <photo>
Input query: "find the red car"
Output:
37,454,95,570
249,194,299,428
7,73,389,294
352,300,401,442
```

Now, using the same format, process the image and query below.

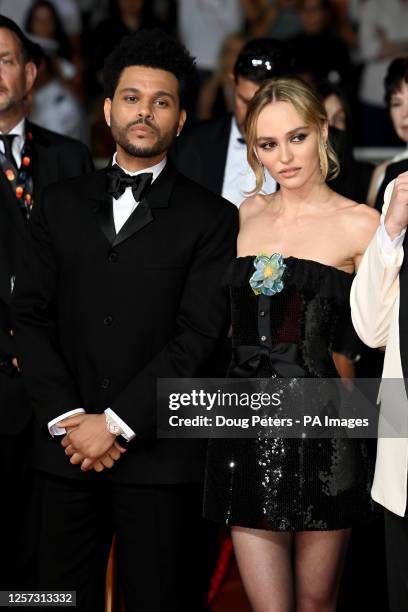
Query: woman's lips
279,167,301,177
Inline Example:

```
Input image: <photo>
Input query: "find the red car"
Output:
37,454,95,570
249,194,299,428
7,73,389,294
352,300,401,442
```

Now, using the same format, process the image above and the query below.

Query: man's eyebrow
119,87,176,100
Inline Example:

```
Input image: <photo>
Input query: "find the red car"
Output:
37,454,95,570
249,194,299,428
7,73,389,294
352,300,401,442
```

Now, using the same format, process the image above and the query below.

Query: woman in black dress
204,77,379,611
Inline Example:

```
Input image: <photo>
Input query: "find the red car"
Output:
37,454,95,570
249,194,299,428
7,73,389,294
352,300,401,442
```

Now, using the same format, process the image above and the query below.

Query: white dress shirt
0,117,25,168
222,116,276,208
48,155,167,441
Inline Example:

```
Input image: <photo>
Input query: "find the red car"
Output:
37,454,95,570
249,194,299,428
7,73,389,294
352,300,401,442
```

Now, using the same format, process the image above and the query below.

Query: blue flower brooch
249,253,286,296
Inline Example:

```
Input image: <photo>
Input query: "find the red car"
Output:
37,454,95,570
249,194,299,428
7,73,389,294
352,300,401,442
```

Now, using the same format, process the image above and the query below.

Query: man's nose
137,100,153,119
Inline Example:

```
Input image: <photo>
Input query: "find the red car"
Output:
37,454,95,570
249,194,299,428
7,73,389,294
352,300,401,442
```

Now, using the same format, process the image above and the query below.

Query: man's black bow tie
107,164,153,202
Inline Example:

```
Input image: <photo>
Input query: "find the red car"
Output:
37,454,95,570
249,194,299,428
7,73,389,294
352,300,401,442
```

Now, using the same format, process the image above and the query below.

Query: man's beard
0,89,19,114
111,116,178,158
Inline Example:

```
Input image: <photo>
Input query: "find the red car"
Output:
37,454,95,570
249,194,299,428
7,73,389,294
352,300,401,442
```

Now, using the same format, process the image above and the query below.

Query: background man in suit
172,37,293,206
351,170,408,611
13,29,238,612
0,15,93,589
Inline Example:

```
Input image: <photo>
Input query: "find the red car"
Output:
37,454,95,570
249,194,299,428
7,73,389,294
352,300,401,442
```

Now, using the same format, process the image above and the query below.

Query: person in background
0,14,93,590
197,32,247,121
24,0,80,97
317,80,374,204
177,0,244,88
28,48,85,140
173,37,293,207
290,0,352,90
318,80,349,131
358,0,408,146
248,0,303,40
368,57,408,207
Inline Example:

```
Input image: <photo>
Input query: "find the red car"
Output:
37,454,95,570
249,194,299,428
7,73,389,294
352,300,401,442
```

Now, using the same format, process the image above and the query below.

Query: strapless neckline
236,255,353,278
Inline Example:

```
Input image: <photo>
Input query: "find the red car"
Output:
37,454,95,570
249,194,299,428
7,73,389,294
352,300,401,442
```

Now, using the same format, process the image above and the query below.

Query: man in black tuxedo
0,15,93,589
13,29,238,611
172,37,367,207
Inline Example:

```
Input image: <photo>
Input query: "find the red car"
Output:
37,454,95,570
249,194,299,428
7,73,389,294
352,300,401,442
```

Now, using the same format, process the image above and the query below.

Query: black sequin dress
204,256,375,531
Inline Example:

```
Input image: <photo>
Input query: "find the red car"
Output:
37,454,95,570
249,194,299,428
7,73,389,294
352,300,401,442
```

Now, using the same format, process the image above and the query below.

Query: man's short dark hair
103,29,196,109
0,14,39,64
233,38,295,83
384,57,408,107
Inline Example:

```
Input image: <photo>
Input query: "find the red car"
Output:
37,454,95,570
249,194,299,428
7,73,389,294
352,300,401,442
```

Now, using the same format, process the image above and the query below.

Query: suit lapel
0,169,25,236
90,161,177,247
31,138,59,204
208,116,231,194
95,194,116,244
399,230,408,383
112,196,153,247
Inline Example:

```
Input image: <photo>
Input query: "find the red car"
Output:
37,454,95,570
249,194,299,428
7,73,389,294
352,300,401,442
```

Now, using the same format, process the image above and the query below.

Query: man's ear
177,109,187,136
104,98,112,127
24,61,37,94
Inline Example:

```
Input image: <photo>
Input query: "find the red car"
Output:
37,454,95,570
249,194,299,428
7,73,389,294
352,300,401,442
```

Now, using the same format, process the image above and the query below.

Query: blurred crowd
2,0,408,160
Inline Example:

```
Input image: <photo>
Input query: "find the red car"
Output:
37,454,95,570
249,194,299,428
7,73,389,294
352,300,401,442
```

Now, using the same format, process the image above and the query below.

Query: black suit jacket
172,116,373,203
0,121,93,434
171,115,232,195
374,158,408,213
13,161,238,484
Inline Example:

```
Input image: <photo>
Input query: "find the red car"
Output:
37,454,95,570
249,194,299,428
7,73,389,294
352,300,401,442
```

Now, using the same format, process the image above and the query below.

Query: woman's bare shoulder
239,193,272,223
338,199,380,247
333,193,380,221
348,200,380,225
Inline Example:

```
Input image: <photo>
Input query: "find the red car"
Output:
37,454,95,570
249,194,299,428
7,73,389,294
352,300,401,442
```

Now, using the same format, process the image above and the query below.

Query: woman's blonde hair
245,76,340,194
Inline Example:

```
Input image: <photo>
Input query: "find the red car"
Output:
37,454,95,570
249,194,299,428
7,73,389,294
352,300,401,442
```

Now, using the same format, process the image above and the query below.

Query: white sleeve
48,408,85,437
105,408,136,441
378,222,406,255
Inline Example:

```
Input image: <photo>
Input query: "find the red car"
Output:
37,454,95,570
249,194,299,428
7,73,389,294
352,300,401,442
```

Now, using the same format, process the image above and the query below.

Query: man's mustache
126,118,158,134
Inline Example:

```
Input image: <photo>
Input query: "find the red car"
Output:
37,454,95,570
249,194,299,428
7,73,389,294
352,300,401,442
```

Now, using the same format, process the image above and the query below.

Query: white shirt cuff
48,408,85,437
104,408,136,441
378,222,406,255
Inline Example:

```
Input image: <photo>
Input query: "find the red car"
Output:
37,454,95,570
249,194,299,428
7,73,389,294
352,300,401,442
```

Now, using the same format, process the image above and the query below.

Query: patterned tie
0,134,17,168
107,165,153,202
